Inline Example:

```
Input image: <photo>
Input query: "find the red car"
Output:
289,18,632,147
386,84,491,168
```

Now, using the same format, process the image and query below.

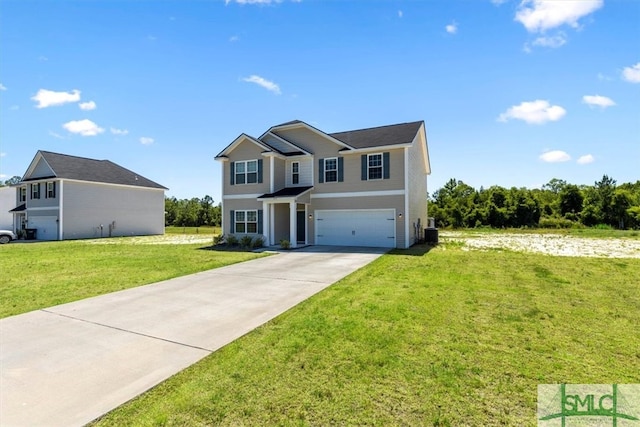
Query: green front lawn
0,239,263,318
92,243,640,426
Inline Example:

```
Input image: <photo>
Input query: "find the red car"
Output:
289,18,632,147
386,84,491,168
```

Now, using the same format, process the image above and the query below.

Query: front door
296,211,305,243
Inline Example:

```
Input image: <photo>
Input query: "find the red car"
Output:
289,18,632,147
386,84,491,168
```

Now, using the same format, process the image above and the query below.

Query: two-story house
9,150,167,240
215,120,431,249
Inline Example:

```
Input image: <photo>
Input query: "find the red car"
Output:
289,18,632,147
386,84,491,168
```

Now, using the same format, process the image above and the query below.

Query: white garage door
315,209,396,248
28,216,58,241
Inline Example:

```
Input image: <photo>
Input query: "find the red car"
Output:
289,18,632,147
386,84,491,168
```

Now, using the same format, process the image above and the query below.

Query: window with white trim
368,153,383,180
235,160,258,185
324,158,337,183
30,183,40,199
19,187,26,202
235,210,258,233
292,162,299,185
46,182,56,198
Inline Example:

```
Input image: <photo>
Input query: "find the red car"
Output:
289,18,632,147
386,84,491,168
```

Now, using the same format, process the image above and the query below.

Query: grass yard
0,239,263,318
92,242,640,426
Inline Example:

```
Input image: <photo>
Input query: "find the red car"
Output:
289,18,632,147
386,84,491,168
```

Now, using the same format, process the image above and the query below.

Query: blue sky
1,0,638,203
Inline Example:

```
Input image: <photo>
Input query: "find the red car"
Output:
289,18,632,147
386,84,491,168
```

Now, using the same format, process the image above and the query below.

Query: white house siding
309,194,405,248
61,181,164,239
407,129,428,245
0,187,15,229
285,157,313,187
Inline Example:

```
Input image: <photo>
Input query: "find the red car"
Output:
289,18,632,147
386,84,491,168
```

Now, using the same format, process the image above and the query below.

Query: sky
0,0,638,203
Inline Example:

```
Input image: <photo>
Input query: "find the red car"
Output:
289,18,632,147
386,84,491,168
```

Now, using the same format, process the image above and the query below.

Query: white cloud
0,174,6,180
79,101,97,111
62,119,104,136
622,62,640,83
110,127,129,135
515,0,603,33
398,10,403,18
446,22,458,34
242,75,281,94
532,33,566,48
582,95,615,108
0,83,6,91
49,131,66,139
498,100,566,124
540,150,571,163
229,35,239,42
140,137,154,145
577,154,595,165
0,152,6,157
32,89,81,108
597,72,612,82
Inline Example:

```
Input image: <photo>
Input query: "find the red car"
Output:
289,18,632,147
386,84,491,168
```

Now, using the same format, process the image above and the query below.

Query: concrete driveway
0,246,386,427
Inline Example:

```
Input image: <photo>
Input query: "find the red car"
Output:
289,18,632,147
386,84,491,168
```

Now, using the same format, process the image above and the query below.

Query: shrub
226,234,238,246
279,239,291,249
239,235,253,248
212,234,225,246
252,237,265,249
538,217,575,229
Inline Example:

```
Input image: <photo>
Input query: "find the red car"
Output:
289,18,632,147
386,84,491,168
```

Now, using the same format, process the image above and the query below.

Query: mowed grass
92,244,640,426
0,239,263,318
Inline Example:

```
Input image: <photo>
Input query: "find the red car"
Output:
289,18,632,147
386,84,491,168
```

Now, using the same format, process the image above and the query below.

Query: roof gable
215,133,272,159
267,121,353,150
22,151,167,189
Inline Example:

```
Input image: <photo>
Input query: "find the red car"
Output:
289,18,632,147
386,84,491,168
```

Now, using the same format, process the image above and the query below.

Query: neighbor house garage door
28,216,58,241
315,209,396,248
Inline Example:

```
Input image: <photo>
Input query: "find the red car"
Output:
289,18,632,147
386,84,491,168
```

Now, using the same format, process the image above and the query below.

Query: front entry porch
257,186,313,249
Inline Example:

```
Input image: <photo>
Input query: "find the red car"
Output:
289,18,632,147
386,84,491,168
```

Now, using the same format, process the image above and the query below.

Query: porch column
262,200,269,245
289,201,297,248
269,204,275,245
304,204,309,245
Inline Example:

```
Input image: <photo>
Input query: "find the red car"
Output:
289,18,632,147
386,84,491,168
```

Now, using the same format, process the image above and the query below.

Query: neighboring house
9,151,167,241
215,120,431,249
0,187,15,230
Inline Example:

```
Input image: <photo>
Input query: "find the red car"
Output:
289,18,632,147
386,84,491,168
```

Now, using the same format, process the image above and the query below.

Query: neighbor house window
30,183,40,199
368,154,383,180
46,182,56,198
292,162,299,185
324,158,337,183
235,210,258,233
19,187,26,202
235,160,258,185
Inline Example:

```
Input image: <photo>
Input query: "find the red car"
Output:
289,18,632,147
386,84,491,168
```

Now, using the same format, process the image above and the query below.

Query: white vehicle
0,230,17,244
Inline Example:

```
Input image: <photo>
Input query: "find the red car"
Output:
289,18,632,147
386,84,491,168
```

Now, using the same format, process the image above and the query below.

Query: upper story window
30,183,40,200
19,187,27,202
368,154,383,180
292,162,299,185
361,152,390,181
233,160,261,185
46,181,56,198
324,158,338,183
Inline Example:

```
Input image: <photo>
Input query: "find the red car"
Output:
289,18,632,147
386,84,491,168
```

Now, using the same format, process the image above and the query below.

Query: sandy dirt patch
440,231,640,259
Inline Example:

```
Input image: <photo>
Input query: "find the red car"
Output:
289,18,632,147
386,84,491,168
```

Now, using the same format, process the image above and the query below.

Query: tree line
165,196,221,227
429,175,640,230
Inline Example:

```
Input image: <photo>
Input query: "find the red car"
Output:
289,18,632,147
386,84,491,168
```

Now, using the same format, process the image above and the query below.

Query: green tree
559,184,583,217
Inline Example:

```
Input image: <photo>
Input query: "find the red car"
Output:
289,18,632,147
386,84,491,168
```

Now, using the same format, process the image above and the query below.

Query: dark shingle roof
258,186,313,199
330,121,423,149
27,151,167,189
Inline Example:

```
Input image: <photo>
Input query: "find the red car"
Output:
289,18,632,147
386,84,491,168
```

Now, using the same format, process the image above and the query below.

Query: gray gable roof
329,121,423,149
24,151,167,190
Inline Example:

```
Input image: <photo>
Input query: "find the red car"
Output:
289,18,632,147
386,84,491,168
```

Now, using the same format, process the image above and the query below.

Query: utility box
425,228,438,244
